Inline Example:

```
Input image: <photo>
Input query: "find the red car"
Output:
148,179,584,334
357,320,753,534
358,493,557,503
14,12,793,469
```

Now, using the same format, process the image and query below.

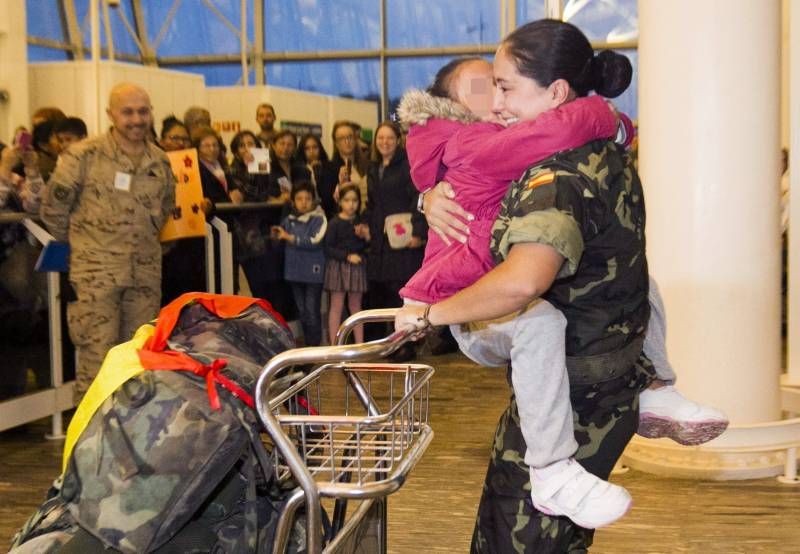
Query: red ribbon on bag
137,292,288,410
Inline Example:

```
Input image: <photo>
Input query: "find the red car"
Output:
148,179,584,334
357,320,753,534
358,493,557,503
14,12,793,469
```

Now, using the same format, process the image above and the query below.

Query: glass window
516,0,546,25
265,0,379,52
70,0,142,58
387,1,500,48
265,60,379,101
164,64,249,87
28,45,69,62
387,56,483,115
26,0,65,42
142,0,252,57
563,0,637,42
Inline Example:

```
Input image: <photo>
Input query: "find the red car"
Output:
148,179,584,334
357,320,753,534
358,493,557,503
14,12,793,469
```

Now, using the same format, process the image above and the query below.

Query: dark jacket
199,161,232,206
310,160,340,218
282,205,327,284
324,214,367,261
364,148,427,283
228,158,284,260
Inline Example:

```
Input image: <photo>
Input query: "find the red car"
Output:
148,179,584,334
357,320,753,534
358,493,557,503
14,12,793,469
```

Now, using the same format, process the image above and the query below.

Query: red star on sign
183,156,193,168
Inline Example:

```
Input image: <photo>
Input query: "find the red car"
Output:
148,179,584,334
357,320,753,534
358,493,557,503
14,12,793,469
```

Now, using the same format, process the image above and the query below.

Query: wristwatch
417,187,432,214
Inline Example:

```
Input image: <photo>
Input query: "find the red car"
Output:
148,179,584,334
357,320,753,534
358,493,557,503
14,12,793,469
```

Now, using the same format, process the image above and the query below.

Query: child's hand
347,253,362,265
354,223,370,240
271,225,291,241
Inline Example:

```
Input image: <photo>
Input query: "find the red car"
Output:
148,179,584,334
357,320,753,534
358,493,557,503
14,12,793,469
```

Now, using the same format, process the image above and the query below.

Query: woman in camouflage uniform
397,20,653,553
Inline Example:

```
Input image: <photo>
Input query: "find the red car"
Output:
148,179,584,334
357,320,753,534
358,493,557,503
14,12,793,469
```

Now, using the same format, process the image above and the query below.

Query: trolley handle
335,308,406,346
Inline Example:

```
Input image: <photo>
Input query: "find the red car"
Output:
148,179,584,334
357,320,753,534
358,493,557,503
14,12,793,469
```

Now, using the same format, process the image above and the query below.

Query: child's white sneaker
638,385,728,445
529,458,632,529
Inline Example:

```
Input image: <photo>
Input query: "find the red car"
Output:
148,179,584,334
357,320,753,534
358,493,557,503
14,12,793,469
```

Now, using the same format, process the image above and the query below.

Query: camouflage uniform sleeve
494,171,586,279
40,148,85,241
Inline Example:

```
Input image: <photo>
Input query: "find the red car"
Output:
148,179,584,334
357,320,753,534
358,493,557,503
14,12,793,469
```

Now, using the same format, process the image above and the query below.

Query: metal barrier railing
0,213,73,436
0,201,283,433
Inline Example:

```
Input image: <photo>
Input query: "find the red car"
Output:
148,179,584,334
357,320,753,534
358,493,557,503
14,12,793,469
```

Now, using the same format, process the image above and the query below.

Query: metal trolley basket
255,309,434,553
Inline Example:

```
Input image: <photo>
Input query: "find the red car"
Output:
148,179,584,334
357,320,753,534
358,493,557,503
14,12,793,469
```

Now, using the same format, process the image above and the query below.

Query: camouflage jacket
40,131,175,280
490,139,649,360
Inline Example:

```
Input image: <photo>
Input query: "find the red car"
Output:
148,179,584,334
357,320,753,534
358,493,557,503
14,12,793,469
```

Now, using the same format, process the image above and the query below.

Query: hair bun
591,50,632,98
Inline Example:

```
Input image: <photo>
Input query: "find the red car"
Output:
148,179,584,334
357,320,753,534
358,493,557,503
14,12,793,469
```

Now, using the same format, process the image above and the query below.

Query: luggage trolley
255,308,434,553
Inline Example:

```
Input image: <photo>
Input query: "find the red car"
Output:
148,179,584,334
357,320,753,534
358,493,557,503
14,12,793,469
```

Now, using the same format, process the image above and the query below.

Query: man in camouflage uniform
40,83,175,401
466,138,655,553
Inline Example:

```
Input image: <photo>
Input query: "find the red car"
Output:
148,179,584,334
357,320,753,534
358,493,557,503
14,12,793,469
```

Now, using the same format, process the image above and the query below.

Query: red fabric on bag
137,292,287,410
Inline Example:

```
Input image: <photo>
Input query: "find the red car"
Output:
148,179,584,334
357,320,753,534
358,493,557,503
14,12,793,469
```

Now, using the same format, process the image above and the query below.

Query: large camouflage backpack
10,294,309,554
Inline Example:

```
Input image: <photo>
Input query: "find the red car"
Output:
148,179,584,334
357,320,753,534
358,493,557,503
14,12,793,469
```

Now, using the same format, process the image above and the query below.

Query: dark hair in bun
502,19,632,98
591,50,632,98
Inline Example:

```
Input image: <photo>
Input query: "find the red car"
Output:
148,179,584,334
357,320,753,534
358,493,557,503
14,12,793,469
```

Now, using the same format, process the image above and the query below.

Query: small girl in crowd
272,181,328,346
324,184,368,344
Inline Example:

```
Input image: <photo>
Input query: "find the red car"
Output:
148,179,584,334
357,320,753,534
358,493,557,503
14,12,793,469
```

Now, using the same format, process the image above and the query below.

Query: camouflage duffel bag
11,293,311,554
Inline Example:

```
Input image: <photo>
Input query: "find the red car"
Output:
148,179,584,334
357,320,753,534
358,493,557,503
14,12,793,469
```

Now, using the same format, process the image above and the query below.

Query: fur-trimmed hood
397,89,481,128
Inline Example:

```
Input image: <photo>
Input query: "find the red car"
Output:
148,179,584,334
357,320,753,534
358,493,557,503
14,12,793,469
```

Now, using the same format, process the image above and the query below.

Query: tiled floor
2,351,799,553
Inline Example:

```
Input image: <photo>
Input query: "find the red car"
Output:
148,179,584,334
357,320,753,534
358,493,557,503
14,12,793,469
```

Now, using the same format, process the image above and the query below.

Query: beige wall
28,61,207,135
0,0,30,142
27,61,377,152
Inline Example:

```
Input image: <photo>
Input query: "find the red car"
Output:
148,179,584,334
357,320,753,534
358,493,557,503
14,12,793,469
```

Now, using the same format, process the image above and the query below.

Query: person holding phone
330,121,369,212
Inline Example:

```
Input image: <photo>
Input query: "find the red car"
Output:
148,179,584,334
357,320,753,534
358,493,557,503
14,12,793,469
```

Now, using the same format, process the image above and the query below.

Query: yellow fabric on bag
62,324,155,472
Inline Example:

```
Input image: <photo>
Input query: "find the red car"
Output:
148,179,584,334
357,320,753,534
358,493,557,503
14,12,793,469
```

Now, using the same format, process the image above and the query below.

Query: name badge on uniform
114,172,132,192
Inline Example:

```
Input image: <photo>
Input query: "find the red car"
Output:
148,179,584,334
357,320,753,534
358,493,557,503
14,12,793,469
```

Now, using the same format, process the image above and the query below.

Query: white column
785,0,800,386
640,0,782,423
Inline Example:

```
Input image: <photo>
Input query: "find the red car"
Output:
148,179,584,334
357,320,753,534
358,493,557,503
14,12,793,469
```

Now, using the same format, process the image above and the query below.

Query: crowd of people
0,92,448,400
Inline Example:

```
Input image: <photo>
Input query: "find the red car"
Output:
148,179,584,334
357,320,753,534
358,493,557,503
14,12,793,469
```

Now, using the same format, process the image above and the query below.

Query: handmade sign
160,148,206,242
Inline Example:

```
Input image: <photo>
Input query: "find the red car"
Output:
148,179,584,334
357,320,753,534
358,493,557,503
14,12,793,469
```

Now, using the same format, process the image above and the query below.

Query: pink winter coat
397,91,624,304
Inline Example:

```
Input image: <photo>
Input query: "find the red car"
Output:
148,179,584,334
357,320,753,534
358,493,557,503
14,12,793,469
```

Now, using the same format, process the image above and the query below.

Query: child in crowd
272,181,327,346
396,57,727,528
324,184,368,344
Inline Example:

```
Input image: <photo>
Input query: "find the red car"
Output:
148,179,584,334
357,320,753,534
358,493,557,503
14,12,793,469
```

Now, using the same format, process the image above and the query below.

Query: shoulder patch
525,172,556,190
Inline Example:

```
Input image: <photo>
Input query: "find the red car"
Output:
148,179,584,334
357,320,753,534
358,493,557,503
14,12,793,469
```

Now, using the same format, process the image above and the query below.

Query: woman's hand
338,165,351,185
423,181,473,246
347,253,362,265
408,236,424,249
229,189,244,204
394,304,429,336
0,146,20,175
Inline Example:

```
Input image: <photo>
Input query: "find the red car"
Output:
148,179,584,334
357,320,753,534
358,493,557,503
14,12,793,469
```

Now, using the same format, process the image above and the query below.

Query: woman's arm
395,241,563,330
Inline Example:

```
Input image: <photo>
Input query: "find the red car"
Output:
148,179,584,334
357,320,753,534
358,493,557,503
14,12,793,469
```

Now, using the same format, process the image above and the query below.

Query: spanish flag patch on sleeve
525,172,556,190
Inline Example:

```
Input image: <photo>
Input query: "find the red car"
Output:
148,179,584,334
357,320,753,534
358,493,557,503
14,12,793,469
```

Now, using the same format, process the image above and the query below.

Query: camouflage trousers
68,275,159,401
470,355,656,554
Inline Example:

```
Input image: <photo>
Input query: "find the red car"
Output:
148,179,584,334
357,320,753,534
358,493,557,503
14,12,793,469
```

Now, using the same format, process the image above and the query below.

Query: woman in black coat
363,121,427,317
